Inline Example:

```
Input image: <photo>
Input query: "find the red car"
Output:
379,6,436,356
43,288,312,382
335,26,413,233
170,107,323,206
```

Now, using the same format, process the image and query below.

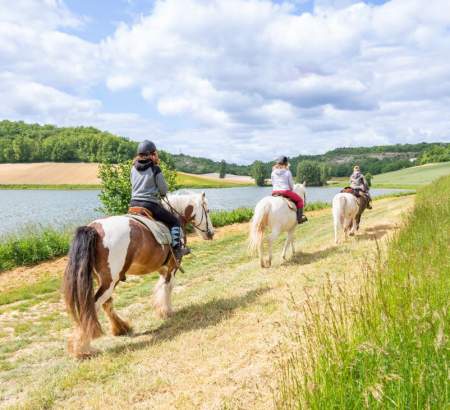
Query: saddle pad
126,214,172,245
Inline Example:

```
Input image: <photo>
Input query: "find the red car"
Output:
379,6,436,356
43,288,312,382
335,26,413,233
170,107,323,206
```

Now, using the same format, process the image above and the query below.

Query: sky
1,0,449,164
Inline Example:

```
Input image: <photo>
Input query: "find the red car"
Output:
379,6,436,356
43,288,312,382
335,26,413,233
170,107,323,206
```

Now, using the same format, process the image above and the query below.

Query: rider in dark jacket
130,140,190,261
349,165,372,209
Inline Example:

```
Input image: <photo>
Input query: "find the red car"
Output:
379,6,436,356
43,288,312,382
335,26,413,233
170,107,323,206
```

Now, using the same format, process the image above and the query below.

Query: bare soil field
0,163,101,185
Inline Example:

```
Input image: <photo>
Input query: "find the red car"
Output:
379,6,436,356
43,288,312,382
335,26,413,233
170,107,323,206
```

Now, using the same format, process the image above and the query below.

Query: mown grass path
0,196,414,409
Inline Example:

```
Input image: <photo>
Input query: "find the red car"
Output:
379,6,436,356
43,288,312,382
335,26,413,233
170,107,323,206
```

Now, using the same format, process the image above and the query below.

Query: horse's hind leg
68,275,115,359
258,236,265,268
265,229,279,267
103,298,132,336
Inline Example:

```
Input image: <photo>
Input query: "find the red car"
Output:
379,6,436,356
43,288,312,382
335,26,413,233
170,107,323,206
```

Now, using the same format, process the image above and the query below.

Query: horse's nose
207,230,214,240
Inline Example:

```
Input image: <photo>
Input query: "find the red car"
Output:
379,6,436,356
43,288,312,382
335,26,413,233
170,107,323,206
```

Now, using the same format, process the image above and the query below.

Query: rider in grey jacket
130,140,190,261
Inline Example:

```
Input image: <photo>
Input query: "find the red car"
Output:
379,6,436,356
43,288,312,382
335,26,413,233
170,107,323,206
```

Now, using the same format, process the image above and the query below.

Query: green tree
251,160,266,186
320,164,330,185
98,159,178,215
365,172,373,187
296,161,324,186
420,145,450,164
219,160,226,178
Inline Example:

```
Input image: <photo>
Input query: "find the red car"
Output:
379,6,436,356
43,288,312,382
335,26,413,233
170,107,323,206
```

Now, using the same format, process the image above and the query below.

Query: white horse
332,192,359,244
248,183,306,268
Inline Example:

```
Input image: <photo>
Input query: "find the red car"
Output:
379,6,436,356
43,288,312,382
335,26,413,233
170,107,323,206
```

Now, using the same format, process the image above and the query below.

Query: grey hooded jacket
131,162,168,203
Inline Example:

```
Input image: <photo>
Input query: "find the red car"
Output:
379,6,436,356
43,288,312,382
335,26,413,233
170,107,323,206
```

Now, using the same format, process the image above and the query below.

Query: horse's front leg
349,218,357,236
282,229,295,261
154,268,175,319
281,236,289,260
289,229,295,257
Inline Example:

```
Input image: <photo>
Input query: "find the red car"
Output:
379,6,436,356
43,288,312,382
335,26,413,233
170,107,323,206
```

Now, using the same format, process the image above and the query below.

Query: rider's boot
366,194,373,209
170,226,191,262
296,208,308,224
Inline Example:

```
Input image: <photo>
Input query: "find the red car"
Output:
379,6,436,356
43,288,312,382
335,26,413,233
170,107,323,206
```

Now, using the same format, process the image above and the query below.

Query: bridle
162,196,212,235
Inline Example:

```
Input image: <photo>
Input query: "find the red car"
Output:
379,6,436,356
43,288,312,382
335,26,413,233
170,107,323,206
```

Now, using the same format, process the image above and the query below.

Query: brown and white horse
63,192,214,358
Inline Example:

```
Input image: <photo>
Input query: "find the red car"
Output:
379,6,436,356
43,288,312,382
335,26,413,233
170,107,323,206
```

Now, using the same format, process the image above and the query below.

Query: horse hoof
112,323,133,337
156,308,173,319
75,348,100,360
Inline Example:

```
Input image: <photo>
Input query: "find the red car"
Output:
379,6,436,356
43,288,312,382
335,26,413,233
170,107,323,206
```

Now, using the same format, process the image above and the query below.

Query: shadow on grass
106,287,270,355
284,246,341,266
357,224,396,241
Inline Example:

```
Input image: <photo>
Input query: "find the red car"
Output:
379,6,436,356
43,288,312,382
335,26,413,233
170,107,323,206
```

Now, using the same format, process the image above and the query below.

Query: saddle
341,186,367,198
128,206,154,219
126,207,172,246
272,193,296,211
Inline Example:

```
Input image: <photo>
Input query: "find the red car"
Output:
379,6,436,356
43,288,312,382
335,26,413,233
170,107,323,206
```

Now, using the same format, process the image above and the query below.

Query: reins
161,196,211,234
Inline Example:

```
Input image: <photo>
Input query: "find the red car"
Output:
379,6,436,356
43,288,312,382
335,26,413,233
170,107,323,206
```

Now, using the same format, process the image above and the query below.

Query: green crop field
372,161,450,187
176,172,252,188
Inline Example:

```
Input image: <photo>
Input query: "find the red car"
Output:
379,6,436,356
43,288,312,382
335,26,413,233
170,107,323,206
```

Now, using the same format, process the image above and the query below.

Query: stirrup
298,215,308,224
174,246,191,260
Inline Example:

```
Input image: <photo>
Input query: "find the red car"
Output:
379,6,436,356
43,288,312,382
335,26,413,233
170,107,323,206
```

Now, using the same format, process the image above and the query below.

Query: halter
162,196,212,235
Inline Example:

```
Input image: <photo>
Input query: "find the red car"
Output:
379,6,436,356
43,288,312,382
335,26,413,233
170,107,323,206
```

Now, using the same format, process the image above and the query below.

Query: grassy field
372,161,450,187
0,194,415,409
177,172,252,188
277,176,450,409
327,162,450,189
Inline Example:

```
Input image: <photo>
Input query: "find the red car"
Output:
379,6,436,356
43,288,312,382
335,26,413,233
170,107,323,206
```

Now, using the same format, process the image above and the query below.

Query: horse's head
293,182,307,206
189,192,214,240
171,191,214,240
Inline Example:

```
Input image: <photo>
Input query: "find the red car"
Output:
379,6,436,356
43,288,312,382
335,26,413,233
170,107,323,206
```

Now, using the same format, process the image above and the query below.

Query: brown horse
63,192,214,358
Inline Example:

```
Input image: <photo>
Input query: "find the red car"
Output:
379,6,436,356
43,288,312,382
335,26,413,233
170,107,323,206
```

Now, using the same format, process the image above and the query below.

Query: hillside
372,162,450,186
1,120,449,177
0,195,414,408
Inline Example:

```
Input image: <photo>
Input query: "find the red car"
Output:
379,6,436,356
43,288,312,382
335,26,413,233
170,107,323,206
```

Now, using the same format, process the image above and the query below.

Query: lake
0,187,411,237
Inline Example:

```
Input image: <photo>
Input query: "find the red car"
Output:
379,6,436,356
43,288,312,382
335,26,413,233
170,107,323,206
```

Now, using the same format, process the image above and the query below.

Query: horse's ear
201,191,205,199
184,205,194,221
302,181,306,187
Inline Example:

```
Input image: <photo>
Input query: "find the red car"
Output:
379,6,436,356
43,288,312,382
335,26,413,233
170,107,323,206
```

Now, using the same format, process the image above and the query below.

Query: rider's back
131,164,168,203
271,168,294,191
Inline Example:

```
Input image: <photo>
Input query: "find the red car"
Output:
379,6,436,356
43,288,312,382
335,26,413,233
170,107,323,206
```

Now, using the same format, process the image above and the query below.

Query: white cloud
1,0,450,163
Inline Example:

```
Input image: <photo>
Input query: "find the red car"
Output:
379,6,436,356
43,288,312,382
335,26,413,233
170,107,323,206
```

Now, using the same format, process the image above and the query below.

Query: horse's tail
248,200,270,254
63,226,103,339
333,195,347,243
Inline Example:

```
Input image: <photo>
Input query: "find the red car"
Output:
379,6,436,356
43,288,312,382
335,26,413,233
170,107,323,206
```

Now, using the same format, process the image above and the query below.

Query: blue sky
0,0,449,163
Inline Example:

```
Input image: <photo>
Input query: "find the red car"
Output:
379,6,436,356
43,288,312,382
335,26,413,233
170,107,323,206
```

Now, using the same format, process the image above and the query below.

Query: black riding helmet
275,155,288,165
137,140,157,155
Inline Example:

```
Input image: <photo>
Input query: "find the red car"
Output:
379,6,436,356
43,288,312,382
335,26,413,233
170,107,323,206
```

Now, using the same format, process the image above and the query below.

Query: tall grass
210,208,254,227
0,227,71,272
277,176,450,409
209,202,330,228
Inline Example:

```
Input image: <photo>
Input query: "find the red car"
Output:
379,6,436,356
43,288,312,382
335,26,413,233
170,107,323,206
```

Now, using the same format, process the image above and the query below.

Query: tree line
1,120,448,186
0,120,136,163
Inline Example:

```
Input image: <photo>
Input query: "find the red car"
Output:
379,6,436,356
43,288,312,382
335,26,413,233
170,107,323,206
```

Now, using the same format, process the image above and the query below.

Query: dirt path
0,196,414,409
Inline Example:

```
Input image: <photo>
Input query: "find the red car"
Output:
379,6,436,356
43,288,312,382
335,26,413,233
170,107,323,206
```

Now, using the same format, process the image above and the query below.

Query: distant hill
0,120,448,177
372,162,450,186
172,153,250,176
